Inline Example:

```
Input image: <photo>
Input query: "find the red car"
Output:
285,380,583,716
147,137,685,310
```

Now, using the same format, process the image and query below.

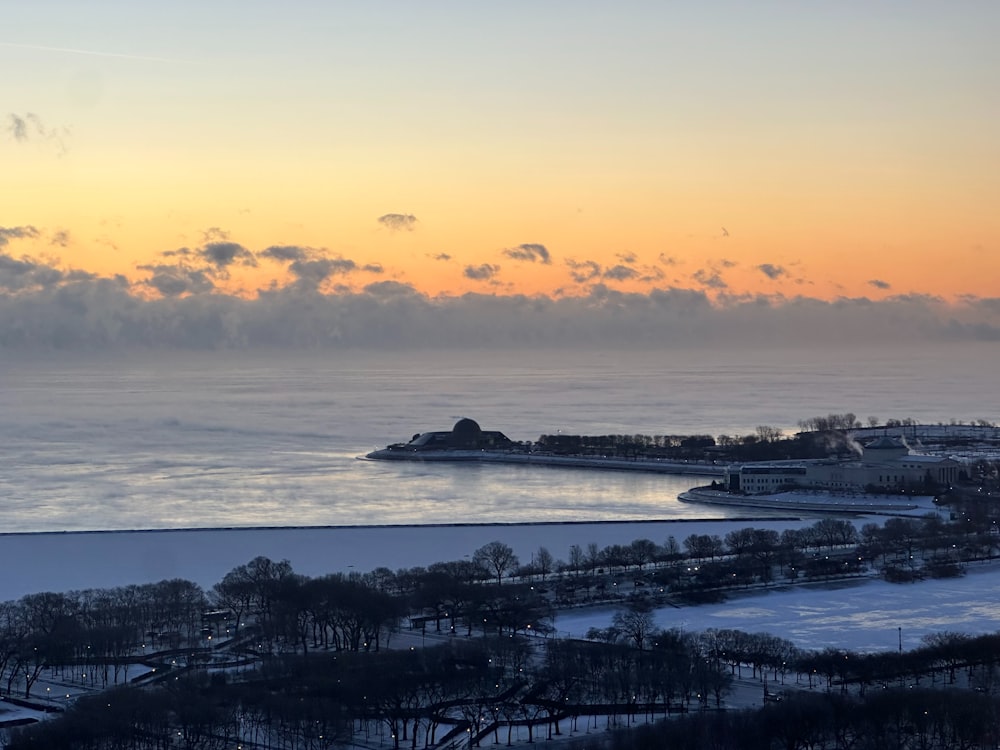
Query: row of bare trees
20,622,1000,749
8,632,729,750
607,688,999,750
0,579,206,698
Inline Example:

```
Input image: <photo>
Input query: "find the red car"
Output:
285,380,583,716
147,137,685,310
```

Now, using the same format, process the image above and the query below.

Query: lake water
1,343,996,533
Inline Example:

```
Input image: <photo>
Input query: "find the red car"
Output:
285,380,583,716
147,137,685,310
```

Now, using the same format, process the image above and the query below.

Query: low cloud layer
2,228,999,350
138,264,214,297
3,250,1000,350
288,257,356,288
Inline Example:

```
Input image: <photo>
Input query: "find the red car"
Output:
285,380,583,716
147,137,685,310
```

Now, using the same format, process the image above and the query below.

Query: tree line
535,413,1000,466
7,499,1000,747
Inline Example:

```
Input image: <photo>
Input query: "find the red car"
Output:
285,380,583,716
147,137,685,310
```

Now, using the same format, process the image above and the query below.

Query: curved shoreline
680,486,937,515
362,449,724,477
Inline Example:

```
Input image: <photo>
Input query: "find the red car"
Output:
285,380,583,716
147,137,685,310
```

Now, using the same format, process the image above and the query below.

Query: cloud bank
2,229,998,350
2,249,1000,350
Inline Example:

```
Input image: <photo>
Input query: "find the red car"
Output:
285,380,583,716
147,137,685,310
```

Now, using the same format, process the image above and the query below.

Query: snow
554,562,1000,653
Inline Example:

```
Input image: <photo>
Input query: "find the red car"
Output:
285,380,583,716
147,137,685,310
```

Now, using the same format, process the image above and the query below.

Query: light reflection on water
1,344,996,532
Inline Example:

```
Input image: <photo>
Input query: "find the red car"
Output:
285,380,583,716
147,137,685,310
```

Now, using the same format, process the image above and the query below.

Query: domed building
451,418,483,448
396,419,515,451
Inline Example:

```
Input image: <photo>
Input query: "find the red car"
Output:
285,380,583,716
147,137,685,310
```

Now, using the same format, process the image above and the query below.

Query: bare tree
755,425,783,443
612,605,655,651
473,542,520,586
535,547,554,580
586,542,602,573
629,539,658,570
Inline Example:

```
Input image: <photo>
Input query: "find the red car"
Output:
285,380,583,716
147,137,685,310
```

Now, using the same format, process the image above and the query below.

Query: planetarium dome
452,418,483,445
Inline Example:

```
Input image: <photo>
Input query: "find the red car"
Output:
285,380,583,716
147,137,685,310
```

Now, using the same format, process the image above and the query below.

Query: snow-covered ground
554,561,1000,653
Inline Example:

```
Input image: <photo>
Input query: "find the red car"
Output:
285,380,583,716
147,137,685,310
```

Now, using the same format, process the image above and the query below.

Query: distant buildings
724,437,961,495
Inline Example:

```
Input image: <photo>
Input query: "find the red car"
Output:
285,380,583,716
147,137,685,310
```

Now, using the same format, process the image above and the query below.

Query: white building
725,437,962,495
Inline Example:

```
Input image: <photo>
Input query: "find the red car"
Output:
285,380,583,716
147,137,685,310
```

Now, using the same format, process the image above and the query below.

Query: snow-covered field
555,562,1000,653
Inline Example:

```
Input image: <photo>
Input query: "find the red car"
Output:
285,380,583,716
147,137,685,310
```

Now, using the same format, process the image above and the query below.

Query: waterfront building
725,437,961,495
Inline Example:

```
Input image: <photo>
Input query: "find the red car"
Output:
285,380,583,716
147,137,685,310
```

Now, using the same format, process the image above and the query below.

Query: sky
3,1,999,349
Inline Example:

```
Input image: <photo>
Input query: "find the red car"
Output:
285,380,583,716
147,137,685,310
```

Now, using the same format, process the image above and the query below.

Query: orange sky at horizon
6,169,995,303
4,3,998,305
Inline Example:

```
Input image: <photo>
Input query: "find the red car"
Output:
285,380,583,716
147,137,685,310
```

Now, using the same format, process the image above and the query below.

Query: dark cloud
261,246,368,287
464,263,500,281
658,254,678,266
288,257,357,288
503,243,551,264
719,259,737,268
161,247,194,258
363,280,418,297
138,264,215,297
0,251,97,294
377,213,418,232
50,230,71,247
261,245,310,262
603,265,638,281
65,269,97,282
0,253,59,291
199,241,256,269
868,279,891,290
0,225,40,247
432,253,452,262
566,259,602,283
758,263,787,280
616,252,637,264
693,268,728,289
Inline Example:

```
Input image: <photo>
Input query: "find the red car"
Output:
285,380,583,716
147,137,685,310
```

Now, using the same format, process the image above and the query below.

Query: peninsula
363,418,724,477
365,416,1000,515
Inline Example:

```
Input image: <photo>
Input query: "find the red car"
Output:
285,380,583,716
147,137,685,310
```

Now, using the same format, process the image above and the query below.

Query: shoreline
0,515,804,538
362,449,725,477
680,486,940,516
